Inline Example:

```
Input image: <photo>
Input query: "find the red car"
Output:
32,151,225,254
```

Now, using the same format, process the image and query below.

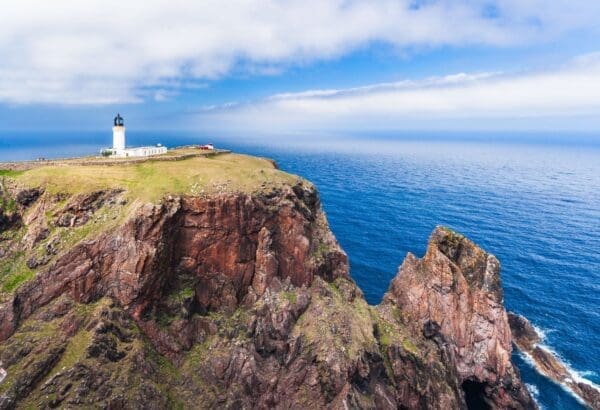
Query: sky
1,0,600,135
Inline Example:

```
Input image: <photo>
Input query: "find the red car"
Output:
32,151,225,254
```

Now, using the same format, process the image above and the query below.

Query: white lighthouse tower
102,113,167,158
112,113,125,155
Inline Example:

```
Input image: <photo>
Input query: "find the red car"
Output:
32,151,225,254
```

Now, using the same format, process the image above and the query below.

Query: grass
281,290,297,305
0,316,63,395
293,278,377,360
311,242,329,260
0,170,24,178
373,312,420,355
184,338,215,369
165,279,197,309
148,348,182,381
0,295,190,408
0,252,35,294
0,151,301,294
166,286,195,304
54,200,131,253
402,338,419,355
438,225,464,238
49,328,92,376
2,199,17,213
157,310,177,328
0,176,17,213
0,195,17,213
12,152,300,203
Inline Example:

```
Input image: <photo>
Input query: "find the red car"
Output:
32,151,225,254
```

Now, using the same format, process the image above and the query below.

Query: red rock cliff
0,181,535,409
0,182,347,342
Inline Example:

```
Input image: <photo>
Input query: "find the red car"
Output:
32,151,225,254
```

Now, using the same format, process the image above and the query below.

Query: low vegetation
0,253,34,294
0,170,24,178
5,152,299,203
293,277,378,360
0,151,302,295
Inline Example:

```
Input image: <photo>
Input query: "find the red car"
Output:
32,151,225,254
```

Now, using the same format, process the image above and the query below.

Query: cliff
0,153,535,409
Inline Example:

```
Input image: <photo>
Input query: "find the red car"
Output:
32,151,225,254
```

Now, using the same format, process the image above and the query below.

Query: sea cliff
0,152,536,409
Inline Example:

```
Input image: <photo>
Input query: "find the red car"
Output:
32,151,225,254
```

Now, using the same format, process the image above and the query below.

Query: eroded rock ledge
508,313,600,409
0,182,536,409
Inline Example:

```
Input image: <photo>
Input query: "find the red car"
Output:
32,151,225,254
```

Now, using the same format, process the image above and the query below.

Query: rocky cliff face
384,228,533,409
0,178,535,409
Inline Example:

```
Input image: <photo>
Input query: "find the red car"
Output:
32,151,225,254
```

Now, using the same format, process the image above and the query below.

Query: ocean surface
1,131,599,409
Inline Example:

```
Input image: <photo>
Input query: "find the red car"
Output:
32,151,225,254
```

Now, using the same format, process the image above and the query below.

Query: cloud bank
193,54,600,132
1,0,599,104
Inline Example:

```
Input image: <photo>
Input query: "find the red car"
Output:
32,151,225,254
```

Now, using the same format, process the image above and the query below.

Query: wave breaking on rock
508,312,600,409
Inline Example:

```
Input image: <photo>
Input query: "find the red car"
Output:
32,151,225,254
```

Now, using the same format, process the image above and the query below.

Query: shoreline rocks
508,312,600,410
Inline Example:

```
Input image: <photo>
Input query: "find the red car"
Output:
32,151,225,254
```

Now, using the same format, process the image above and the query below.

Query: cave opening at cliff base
462,379,491,410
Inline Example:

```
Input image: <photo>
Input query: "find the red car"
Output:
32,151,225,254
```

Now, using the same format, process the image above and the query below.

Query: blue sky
1,0,600,135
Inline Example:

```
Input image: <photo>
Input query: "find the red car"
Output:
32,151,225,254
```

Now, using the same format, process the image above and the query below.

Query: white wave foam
532,324,549,341
517,346,600,406
537,343,600,390
517,319,599,391
525,384,544,410
526,383,540,397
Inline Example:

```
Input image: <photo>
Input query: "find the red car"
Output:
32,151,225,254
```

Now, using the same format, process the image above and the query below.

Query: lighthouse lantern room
112,113,126,155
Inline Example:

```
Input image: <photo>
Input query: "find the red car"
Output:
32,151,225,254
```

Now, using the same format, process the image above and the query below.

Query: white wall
113,126,126,153
117,146,167,157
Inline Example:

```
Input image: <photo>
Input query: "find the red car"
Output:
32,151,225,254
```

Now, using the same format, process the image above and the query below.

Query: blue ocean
1,131,599,409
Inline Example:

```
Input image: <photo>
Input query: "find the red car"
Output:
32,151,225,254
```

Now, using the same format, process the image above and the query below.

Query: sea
1,131,599,409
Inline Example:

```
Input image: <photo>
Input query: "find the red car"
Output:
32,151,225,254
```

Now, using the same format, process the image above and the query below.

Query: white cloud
193,53,600,132
0,0,599,104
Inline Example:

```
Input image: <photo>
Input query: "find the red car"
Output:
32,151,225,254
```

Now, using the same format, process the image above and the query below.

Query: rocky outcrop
0,183,20,234
508,312,600,409
53,189,123,228
384,227,535,409
507,313,541,350
0,179,536,409
0,182,348,342
15,188,43,208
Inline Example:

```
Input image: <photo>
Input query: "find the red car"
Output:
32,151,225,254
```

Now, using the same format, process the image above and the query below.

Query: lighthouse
112,113,125,155
102,113,167,158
